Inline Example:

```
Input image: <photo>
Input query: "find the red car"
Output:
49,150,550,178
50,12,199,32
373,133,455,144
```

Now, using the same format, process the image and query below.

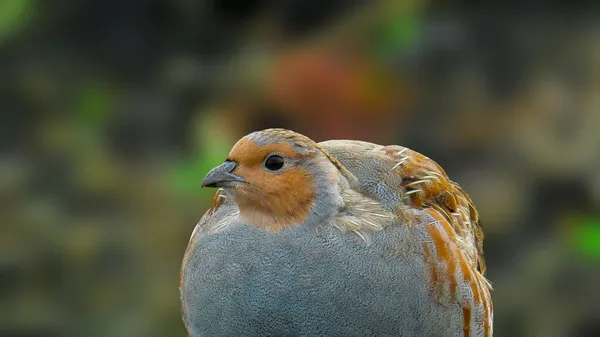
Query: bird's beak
201,160,245,188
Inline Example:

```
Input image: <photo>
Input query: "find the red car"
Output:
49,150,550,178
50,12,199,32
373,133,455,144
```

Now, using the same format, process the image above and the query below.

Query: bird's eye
264,155,284,171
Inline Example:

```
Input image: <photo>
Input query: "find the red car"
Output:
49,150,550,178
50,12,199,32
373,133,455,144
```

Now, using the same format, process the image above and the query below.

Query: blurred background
1,0,599,336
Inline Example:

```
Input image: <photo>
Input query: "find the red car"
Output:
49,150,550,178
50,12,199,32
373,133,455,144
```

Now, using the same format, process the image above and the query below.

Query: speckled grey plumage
180,136,490,337
180,200,487,336
181,206,459,336
319,140,406,212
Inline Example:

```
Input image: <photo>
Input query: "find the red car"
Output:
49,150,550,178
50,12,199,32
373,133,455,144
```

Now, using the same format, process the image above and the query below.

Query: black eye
264,155,284,171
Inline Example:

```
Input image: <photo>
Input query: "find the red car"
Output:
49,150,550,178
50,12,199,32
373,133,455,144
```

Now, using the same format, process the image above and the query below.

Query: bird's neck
235,185,396,240
236,191,317,231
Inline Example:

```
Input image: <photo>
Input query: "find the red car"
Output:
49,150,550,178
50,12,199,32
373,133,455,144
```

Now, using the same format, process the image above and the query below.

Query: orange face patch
227,138,316,230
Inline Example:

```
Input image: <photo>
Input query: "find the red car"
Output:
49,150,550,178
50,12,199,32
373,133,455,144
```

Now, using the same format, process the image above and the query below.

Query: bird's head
201,129,352,230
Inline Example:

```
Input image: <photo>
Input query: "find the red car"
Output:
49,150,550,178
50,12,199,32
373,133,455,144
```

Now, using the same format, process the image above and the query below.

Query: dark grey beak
201,160,245,188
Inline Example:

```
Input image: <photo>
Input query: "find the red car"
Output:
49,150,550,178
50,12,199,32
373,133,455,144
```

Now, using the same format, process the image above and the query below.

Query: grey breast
180,204,459,336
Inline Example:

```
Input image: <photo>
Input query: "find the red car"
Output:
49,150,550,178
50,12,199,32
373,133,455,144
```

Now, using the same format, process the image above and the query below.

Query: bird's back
320,139,487,275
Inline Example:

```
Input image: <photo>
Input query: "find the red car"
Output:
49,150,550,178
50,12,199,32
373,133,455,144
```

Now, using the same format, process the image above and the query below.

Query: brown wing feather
382,145,486,275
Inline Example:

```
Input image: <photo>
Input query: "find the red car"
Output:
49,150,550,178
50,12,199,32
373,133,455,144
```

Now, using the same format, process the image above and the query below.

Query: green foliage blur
2,1,599,336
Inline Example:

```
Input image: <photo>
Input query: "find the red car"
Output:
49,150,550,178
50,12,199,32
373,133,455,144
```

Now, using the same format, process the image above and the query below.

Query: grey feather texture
181,207,474,336
180,133,492,337
319,140,406,211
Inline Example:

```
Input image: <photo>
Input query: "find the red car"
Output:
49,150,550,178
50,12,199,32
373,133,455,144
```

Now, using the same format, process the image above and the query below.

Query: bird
180,128,493,336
